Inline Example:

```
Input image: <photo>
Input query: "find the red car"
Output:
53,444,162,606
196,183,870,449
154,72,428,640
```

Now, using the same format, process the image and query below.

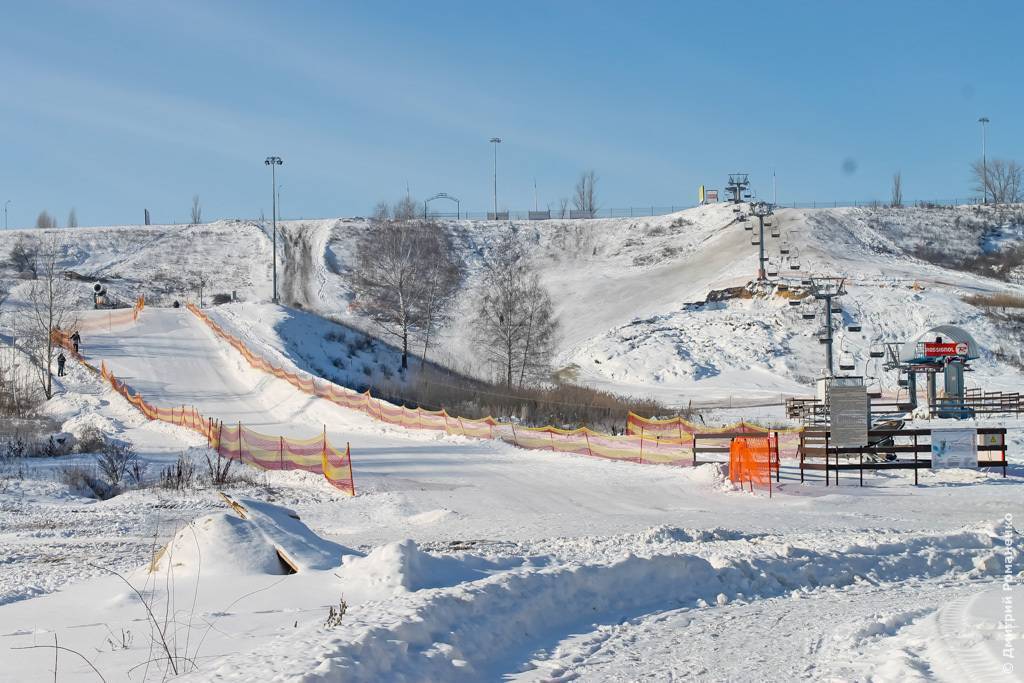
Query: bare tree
24,235,76,400
351,201,464,370
35,211,57,229
573,171,598,216
474,228,559,386
67,208,78,228
392,195,417,221
558,197,570,219
890,172,902,208
8,236,40,278
191,195,202,225
971,158,1023,205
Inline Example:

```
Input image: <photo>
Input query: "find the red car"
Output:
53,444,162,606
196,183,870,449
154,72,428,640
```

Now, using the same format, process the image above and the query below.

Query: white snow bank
151,513,291,576
207,522,1015,682
334,539,497,601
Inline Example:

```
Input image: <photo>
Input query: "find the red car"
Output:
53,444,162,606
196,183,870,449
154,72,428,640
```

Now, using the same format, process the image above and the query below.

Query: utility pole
489,137,502,217
533,177,538,212
3,200,9,230
772,170,777,205
978,117,989,204
264,156,283,304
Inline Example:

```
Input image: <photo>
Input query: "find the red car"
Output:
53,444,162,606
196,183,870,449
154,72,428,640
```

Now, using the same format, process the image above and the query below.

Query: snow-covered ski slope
2,281,1022,681
3,203,1020,408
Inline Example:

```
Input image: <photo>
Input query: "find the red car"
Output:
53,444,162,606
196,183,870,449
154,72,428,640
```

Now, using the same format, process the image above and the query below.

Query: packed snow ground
1,205,1022,680
0,304,1021,681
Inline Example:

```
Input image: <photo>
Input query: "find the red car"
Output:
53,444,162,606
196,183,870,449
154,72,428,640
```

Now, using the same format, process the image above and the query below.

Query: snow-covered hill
2,203,1022,407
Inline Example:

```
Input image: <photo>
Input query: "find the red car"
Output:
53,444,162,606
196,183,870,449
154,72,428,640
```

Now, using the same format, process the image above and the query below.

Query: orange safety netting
52,297,146,371
729,435,779,496
187,304,699,467
627,412,803,460
94,359,355,495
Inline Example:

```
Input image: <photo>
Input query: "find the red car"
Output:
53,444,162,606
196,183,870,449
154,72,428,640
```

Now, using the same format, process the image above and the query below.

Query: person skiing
70,331,81,354
57,352,67,377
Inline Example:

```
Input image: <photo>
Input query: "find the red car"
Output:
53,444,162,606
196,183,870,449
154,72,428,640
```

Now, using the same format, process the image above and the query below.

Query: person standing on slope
57,352,67,377
70,331,81,355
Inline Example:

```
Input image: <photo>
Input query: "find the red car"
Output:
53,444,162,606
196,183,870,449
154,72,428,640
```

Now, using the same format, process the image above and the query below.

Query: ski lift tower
806,276,847,377
749,201,774,281
725,174,751,204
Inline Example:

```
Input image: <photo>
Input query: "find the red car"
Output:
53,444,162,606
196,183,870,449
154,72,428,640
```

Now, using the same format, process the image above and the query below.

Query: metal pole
3,200,8,230
824,294,834,376
489,137,501,217
979,117,989,205
758,214,766,280
272,162,277,303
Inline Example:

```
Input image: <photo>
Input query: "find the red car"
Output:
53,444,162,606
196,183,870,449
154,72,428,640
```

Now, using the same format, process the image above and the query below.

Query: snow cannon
92,282,107,308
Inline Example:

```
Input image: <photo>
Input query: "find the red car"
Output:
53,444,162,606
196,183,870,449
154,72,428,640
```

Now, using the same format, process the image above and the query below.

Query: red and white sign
705,190,719,203
923,341,969,357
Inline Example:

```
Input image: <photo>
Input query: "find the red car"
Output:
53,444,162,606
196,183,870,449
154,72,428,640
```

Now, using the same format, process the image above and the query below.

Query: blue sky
2,1,1021,227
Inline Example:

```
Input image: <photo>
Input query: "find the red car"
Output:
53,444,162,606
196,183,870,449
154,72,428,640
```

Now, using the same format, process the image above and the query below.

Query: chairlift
869,349,885,358
771,230,781,238
897,378,909,387
801,279,812,285
789,261,801,270
788,299,802,307
768,268,779,277
847,324,862,332
744,223,754,230
751,240,761,245
802,312,817,320
831,306,842,314
839,361,856,371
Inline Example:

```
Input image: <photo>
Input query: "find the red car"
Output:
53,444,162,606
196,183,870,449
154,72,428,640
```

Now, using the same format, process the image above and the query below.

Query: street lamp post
3,200,9,230
264,156,283,304
489,137,502,217
978,117,989,205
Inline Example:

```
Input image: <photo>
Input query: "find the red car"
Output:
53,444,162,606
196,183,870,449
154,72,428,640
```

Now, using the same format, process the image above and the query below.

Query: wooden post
913,433,919,486
511,422,519,447
217,421,224,457
584,429,592,457
640,425,645,464
238,421,243,463
280,436,284,470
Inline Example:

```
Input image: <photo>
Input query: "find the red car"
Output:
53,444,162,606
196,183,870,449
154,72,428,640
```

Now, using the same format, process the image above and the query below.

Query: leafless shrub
67,208,78,228
127,457,148,486
191,195,202,225
61,465,114,499
160,452,196,490
76,425,106,453
204,449,233,485
7,235,39,278
962,292,1024,309
324,597,348,627
96,439,137,488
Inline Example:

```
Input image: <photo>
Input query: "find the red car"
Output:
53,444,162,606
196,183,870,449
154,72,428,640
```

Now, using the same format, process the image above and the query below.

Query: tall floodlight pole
489,137,502,216
264,156,283,304
978,117,989,205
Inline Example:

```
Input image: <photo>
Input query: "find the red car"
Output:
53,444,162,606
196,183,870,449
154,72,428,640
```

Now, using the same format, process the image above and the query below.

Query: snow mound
151,513,291,576
335,539,489,601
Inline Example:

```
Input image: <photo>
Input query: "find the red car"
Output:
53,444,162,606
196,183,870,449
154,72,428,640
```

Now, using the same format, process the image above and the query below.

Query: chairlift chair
847,324,862,332
869,348,885,358
779,243,791,254
790,261,801,270
788,299,802,307
802,312,817,319
831,306,842,314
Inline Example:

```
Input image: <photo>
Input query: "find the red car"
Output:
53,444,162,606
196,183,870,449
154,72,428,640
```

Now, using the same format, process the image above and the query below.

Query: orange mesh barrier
729,435,779,496
187,304,702,468
627,412,802,460
98,360,355,495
